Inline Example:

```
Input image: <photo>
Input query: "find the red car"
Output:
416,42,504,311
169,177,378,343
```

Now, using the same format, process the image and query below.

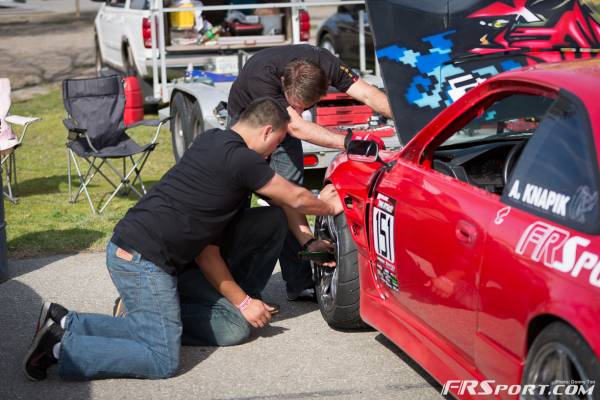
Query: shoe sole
35,302,51,336
23,319,54,382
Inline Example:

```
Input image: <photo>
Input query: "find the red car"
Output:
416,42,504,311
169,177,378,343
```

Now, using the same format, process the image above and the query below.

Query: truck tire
170,92,192,162
319,34,338,57
186,101,205,144
315,213,367,330
522,322,599,399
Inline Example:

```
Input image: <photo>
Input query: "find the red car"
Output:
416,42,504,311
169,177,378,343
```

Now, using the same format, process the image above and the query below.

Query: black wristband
301,238,317,251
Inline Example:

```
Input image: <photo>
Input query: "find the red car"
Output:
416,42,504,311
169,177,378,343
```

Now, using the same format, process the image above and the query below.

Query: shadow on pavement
374,334,452,399
0,279,91,399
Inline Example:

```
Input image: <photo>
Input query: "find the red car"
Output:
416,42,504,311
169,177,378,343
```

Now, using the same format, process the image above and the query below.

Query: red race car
315,59,600,399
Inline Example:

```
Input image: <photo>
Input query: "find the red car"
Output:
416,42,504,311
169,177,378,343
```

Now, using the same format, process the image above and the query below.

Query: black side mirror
347,139,380,163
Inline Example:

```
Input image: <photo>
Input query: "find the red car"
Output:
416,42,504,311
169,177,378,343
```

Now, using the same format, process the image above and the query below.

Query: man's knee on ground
215,322,251,347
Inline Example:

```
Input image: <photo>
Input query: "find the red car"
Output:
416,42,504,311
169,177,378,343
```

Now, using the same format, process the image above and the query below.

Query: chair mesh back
0,78,14,141
62,76,127,149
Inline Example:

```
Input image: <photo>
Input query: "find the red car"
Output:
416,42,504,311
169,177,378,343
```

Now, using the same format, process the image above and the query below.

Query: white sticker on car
508,180,571,217
516,221,600,288
373,194,396,264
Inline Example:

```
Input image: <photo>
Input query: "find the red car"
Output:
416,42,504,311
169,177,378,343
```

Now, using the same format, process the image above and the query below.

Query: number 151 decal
373,194,396,263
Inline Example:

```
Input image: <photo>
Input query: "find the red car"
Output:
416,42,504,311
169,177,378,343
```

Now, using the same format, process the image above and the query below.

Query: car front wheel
522,322,599,399
319,34,338,57
314,213,367,330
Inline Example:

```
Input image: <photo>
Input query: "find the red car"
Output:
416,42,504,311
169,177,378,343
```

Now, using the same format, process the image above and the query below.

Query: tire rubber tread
317,214,367,330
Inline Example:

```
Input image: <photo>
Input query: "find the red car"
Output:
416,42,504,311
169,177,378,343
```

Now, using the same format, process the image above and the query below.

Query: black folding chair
63,75,170,214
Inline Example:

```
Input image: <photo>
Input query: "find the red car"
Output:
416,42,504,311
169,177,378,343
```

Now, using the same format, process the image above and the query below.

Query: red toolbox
314,92,373,126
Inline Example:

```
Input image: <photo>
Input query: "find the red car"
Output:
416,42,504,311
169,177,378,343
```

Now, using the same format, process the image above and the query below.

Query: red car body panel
325,60,600,399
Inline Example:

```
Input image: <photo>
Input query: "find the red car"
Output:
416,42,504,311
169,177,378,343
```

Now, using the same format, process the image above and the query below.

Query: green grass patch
6,85,176,258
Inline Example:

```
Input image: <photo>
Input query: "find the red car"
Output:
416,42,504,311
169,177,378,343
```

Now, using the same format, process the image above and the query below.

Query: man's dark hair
282,59,328,107
238,97,290,132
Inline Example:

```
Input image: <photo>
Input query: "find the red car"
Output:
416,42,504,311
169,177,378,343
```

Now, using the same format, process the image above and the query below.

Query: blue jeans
58,241,182,380
179,206,287,346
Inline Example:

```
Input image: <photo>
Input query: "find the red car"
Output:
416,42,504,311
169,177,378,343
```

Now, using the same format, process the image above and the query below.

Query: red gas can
123,76,144,125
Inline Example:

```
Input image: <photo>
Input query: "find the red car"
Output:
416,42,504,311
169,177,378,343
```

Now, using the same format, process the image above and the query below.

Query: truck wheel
522,322,599,399
170,92,192,162
319,34,338,57
314,213,367,330
187,101,205,143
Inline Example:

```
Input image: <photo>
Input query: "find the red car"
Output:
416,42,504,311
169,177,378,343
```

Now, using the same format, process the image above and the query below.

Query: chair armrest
127,116,173,129
63,118,87,134
5,115,40,126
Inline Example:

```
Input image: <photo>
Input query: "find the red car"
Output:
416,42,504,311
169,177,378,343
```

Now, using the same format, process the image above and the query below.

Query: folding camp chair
63,75,170,214
0,78,40,204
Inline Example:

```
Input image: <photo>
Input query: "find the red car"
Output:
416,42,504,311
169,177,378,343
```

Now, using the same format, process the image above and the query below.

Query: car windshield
441,94,555,147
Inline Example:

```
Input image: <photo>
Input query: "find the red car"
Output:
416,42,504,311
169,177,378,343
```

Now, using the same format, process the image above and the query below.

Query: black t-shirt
113,129,275,275
227,44,359,119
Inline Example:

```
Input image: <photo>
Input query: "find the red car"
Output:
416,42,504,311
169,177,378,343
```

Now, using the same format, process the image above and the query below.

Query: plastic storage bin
260,14,283,35
170,4,195,30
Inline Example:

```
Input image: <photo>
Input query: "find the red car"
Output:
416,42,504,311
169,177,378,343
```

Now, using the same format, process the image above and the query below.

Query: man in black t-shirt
24,98,344,381
228,44,391,301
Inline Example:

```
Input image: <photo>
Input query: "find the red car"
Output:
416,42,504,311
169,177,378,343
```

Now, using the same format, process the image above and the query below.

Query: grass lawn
6,85,177,258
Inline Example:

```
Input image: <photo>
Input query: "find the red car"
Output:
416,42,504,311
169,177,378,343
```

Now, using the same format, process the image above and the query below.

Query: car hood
366,0,600,144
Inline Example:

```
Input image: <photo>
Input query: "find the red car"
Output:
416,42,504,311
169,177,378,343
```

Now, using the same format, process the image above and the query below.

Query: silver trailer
149,1,400,167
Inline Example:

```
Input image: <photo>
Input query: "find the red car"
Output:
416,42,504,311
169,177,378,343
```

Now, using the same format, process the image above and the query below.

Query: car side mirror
347,139,380,163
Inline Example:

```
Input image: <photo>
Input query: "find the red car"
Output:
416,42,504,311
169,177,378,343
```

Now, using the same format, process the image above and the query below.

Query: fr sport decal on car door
372,193,398,291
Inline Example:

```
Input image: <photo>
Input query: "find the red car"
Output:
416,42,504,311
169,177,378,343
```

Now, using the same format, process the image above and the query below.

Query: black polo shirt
112,128,275,275
227,44,359,119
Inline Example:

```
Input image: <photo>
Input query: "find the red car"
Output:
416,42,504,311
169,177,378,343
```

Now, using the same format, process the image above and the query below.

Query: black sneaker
286,287,317,302
23,320,64,381
35,302,68,335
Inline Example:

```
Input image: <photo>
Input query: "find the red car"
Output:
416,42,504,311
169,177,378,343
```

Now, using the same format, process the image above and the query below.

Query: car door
369,90,558,366
477,91,600,384
99,0,128,67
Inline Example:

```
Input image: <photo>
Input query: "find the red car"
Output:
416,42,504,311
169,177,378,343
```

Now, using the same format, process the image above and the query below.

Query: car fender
325,153,387,253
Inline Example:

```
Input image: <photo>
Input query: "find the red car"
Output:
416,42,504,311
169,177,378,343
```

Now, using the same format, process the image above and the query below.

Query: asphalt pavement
0,252,445,400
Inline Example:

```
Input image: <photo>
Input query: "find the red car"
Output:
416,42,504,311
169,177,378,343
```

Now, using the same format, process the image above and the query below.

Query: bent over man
24,98,343,381
228,44,391,301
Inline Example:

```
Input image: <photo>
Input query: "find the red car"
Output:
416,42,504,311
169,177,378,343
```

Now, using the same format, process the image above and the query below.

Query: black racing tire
522,322,599,399
170,92,192,162
319,34,338,57
186,100,205,145
315,213,368,330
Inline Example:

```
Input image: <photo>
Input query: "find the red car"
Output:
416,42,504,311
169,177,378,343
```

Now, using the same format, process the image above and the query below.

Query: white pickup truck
93,0,310,103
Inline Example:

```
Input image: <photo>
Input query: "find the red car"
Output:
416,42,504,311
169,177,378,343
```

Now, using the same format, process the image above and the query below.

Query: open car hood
365,0,600,144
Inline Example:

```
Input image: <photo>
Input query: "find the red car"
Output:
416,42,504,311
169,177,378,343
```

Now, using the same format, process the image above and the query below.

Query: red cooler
123,76,144,125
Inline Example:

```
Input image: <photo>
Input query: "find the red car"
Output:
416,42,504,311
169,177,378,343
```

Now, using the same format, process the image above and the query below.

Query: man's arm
196,245,273,328
256,176,343,216
346,78,392,119
286,107,345,149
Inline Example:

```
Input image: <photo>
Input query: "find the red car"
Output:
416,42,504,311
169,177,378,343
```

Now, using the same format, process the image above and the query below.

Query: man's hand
286,106,304,135
241,298,273,328
319,184,344,215
308,239,336,268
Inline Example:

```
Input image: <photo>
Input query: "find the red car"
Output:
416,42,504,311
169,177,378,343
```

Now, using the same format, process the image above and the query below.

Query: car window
130,0,149,10
441,94,554,147
108,0,126,8
502,92,600,234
